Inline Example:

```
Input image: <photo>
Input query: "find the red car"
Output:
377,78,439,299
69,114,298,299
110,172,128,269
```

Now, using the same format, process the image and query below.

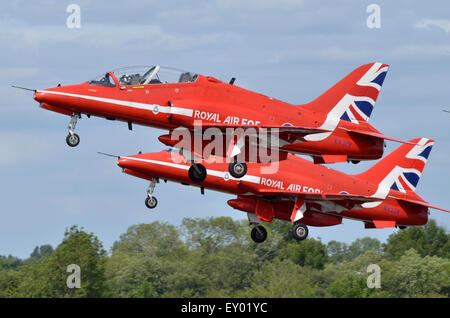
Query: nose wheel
144,178,158,209
66,113,81,147
145,196,158,209
66,133,80,147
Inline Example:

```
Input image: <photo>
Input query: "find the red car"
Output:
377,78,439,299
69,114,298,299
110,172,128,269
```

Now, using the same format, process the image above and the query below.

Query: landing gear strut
250,225,267,243
145,178,158,209
66,113,81,147
228,160,247,178
292,223,308,241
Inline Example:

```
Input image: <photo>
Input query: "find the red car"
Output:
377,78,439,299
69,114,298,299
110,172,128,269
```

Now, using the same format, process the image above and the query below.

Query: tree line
0,218,448,298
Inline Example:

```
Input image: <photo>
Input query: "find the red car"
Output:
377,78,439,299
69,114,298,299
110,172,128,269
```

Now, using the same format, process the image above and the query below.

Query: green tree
239,259,318,297
29,244,54,261
105,252,161,298
347,237,382,259
278,238,328,269
17,225,107,297
327,240,349,263
181,217,249,253
327,237,382,263
381,249,450,297
0,270,22,297
328,274,374,298
384,220,449,259
0,255,23,271
112,222,187,258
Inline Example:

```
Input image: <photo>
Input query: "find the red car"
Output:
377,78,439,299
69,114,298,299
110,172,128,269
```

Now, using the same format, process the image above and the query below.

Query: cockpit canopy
88,66,198,87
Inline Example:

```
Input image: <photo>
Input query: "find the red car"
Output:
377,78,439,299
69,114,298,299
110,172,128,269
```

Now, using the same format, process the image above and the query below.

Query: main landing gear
144,178,158,209
188,163,207,183
292,223,309,241
228,159,247,179
250,225,268,243
66,113,81,147
248,222,309,243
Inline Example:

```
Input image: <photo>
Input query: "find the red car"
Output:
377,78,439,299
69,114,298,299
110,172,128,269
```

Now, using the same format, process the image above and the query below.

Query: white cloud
416,19,450,33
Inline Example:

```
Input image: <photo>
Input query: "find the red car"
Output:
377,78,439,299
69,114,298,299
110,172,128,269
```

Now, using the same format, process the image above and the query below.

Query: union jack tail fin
357,138,434,198
301,62,389,125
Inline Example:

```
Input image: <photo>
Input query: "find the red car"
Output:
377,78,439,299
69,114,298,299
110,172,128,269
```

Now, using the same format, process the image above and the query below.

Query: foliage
0,218,449,298
327,237,383,263
29,245,54,261
383,219,450,259
0,255,23,271
14,226,107,297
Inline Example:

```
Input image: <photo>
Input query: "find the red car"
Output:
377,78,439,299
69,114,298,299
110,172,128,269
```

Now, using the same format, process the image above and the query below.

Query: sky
0,0,449,258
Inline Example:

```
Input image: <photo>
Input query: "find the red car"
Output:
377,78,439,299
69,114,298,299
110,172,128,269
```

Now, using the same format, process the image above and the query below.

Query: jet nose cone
117,157,129,168
33,91,45,103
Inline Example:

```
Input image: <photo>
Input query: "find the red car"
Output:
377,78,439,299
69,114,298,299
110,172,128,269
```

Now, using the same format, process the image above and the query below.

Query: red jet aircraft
115,138,449,243
26,63,410,179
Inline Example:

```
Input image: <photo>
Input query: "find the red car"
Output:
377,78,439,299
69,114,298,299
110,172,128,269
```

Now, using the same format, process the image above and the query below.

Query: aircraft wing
198,122,328,135
261,125,328,135
389,195,450,213
240,185,379,202
340,127,416,145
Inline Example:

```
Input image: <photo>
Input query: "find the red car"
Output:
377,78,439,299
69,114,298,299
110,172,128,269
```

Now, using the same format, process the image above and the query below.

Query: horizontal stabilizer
389,195,450,213
341,127,415,145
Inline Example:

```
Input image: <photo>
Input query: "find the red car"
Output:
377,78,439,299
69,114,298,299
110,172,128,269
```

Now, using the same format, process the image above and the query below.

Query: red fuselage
117,150,428,228
33,72,384,161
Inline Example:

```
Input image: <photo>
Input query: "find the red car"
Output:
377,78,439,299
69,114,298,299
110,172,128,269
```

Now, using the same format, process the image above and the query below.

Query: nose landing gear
66,113,81,147
144,178,158,209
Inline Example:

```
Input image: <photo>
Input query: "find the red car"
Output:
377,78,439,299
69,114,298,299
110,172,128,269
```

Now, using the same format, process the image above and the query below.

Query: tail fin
301,62,389,126
357,138,434,199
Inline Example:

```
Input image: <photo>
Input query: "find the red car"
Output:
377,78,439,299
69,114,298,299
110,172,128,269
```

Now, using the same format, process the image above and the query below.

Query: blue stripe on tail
371,71,387,86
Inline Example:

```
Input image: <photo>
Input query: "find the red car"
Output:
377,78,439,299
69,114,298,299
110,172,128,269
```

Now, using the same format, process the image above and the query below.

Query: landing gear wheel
292,223,308,241
250,225,267,243
66,133,80,147
145,196,158,209
351,160,360,164
228,161,247,178
188,164,207,183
